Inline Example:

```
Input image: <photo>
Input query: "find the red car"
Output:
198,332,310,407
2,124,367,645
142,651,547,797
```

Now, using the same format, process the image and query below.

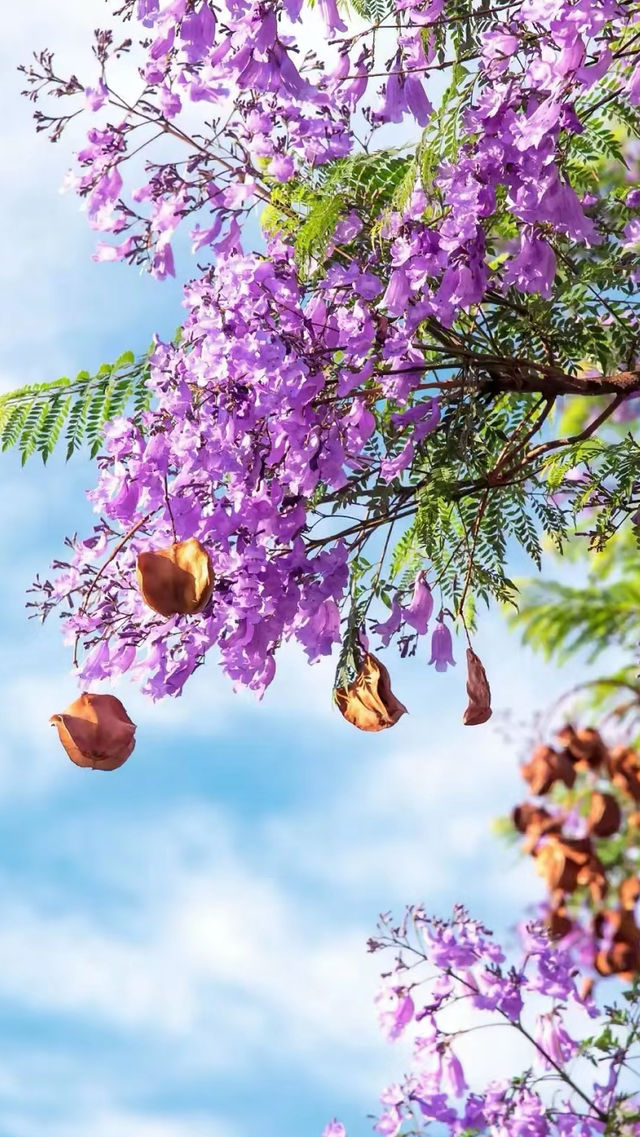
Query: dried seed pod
136,537,214,618
548,904,572,939
335,653,407,732
462,648,492,726
512,804,563,854
620,877,640,911
50,693,136,771
586,792,622,838
535,838,581,893
535,836,595,894
512,803,554,835
521,745,576,795
556,725,607,770
608,746,640,802
594,909,640,979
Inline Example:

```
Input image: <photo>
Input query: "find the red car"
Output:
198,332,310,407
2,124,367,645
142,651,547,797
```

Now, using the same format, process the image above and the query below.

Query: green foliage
0,350,152,463
261,149,414,271
511,575,640,663
512,526,640,725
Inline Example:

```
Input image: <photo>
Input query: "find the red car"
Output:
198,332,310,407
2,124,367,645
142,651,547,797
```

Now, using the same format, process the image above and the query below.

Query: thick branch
486,366,640,397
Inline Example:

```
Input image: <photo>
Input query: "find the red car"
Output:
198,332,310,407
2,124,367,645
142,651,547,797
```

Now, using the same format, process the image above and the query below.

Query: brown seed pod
50,693,136,771
594,908,640,979
535,835,598,895
556,725,607,770
586,792,622,838
462,648,492,726
620,876,640,911
512,803,554,835
548,904,573,939
535,838,582,893
136,537,214,618
335,652,407,732
608,746,640,802
521,745,576,795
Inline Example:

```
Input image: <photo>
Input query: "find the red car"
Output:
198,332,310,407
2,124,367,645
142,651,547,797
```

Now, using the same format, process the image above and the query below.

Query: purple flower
376,987,415,1041
622,218,640,250
372,597,403,646
439,1048,467,1097
85,80,108,111
403,572,434,635
318,0,347,33
269,153,295,181
137,0,159,24
429,620,455,672
322,1123,346,1137
381,440,414,482
503,231,556,299
534,1013,578,1070
375,1108,402,1137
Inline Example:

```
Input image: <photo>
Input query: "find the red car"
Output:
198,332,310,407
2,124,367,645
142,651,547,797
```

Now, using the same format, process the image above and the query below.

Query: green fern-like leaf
0,350,152,464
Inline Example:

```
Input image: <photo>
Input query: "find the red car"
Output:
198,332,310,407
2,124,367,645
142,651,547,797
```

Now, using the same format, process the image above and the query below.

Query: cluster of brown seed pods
50,538,213,771
513,725,640,979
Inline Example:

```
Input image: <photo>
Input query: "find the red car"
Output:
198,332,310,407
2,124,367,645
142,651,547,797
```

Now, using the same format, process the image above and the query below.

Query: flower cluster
512,725,640,979
22,0,640,711
324,906,640,1137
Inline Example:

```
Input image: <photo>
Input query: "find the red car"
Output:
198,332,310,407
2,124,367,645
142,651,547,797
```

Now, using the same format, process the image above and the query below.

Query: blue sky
0,6,606,1137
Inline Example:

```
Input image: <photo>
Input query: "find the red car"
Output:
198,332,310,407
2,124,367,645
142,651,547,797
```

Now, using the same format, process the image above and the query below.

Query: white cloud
0,1104,233,1137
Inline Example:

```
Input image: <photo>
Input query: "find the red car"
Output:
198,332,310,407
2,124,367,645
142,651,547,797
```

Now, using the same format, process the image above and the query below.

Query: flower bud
335,652,407,732
136,537,214,618
50,692,136,771
462,648,492,726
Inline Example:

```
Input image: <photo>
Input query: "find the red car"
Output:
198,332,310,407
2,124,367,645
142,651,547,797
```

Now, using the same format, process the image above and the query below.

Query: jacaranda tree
7,1,640,1132
4,0,639,735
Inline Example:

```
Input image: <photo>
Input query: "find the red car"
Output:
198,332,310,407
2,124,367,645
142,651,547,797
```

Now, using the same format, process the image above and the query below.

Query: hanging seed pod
136,537,214,618
335,653,407,732
462,648,492,726
548,904,572,939
50,692,136,771
608,746,640,802
594,909,640,979
586,792,622,838
557,725,607,770
521,745,576,795
619,877,640,911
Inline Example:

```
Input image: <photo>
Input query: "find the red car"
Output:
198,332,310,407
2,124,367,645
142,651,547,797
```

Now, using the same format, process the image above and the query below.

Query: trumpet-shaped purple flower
429,620,456,672
403,572,434,636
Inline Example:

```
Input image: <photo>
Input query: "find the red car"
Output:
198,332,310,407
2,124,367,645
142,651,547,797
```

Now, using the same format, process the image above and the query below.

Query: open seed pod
462,648,492,726
608,746,640,802
50,693,136,771
556,725,607,770
535,837,584,893
521,745,576,795
586,791,622,838
512,803,563,854
620,876,640,911
594,908,640,979
548,903,573,939
335,652,407,732
136,537,214,618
